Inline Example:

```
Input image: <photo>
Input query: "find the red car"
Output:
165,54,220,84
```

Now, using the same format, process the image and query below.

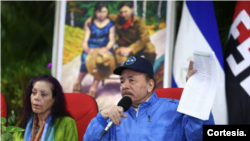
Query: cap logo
125,56,136,65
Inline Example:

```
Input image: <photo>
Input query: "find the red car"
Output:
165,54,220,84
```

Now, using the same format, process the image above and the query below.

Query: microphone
99,96,132,141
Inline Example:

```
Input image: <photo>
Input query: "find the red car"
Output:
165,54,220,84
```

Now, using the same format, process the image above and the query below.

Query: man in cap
109,2,156,66
84,56,214,141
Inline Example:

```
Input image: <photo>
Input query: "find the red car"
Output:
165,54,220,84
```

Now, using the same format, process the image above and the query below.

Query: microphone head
117,96,132,112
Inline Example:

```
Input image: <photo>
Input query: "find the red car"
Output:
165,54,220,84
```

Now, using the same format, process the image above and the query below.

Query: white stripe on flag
173,2,228,124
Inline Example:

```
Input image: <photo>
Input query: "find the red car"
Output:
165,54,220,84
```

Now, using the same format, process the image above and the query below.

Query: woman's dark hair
92,2,109,22
21,75,70,128
118,1,133,10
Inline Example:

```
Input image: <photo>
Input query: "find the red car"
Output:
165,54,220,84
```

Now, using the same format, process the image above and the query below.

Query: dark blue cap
113,56,154,77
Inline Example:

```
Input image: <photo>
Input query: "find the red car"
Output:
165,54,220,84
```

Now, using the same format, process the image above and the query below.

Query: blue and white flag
172,1,228,124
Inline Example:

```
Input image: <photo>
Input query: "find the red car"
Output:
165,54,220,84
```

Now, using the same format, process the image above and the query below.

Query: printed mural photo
60,1,168,110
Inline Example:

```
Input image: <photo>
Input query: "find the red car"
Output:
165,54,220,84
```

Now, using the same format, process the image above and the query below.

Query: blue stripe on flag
172,75,178,88
186,1,224,70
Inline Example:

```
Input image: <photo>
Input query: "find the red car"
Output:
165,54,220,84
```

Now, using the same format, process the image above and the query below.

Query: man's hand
118,47,132,56
100,106,127,126
186,60,197,82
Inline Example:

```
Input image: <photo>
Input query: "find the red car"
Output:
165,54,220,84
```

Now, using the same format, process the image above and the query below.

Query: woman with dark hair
14,75,78,141
73,1,116,98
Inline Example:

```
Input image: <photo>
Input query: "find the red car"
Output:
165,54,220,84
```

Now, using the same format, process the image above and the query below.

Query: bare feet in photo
73,83,81,93
88,86,96,98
